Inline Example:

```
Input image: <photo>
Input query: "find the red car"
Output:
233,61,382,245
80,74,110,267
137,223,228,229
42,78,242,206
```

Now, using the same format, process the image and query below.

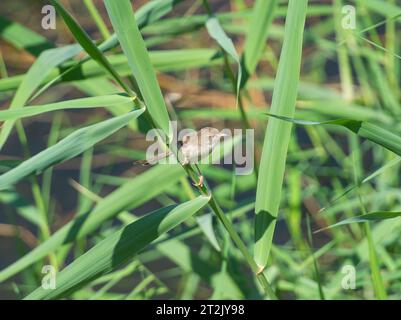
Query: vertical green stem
364,222,387,299
355,183,387,299
208,196,277,299
0,49,8,78
83,0,111,40
334,0,354,101
16,121,58,269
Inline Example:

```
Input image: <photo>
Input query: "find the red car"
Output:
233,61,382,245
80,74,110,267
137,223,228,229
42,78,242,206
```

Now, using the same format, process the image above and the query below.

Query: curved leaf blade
50,0,133,95
0,109,144,191
254,0,308,270
0,94,133,121
265,113,401,158
104,0,171,137
25,195,210,300
0,136,239,282
0,44,82,149
315,212,401,233
205,16,241,106
0,164,185,282
241,0,278,87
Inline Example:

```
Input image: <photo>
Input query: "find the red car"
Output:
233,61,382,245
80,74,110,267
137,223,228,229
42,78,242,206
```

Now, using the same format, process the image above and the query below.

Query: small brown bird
136,127,227,187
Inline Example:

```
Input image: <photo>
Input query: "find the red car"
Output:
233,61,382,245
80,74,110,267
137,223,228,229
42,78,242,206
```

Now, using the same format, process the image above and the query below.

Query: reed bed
0,0,400,300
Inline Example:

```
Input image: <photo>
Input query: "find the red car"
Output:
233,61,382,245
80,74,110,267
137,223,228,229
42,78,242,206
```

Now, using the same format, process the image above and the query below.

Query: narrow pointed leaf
0,94,133,121
0,109,144,191
0,49,220,92
50,0,133,95
254,0,308,269
265,113,401,158
34,0,183,99
0,15,54,56
205,16,241,106
0,164,185,282
25,196,210,300
241,0,278,86
0,45,82,149
104,0,171,137
315,212,401,233
0,135,239,282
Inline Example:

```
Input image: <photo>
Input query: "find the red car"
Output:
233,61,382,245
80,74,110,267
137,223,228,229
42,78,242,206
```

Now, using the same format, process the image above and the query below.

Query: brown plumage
134,127,227,186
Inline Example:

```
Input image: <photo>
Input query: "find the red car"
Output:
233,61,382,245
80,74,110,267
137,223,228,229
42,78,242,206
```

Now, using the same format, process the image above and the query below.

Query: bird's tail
134,151,173,166
134,159,151,166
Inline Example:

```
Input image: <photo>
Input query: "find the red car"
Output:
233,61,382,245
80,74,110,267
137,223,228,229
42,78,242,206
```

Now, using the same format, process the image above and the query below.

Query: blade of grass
0,109,144,190
0,94,133,121
0,164,183,282
355,184,388,300
0,136,239,282
103,0,276,298
355,0,401,19
50,0,135,97
30,0,184,101
241,0,278,87
364,221,388,299
0,44,82,150
334,0,354,101
315,211,401,233
0,49,7,78
0,15,54,56
204,10,242,107
0,49,221,93
25,196,210,300
306,215,325,300
0,190,41,226
83,0,111,40
254,0,308,270
319,157,401,213
264,114,401,159
103,0,171,137
202,1,257,175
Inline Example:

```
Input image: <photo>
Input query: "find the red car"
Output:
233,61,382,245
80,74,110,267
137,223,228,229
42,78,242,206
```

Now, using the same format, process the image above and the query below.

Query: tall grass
0,0,400,300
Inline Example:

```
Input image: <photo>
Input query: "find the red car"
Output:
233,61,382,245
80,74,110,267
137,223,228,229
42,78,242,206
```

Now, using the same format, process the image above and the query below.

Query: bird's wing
182,131,199,145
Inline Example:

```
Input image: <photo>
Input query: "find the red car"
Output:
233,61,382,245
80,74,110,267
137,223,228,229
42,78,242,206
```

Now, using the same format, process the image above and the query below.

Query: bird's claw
193,175,204,188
